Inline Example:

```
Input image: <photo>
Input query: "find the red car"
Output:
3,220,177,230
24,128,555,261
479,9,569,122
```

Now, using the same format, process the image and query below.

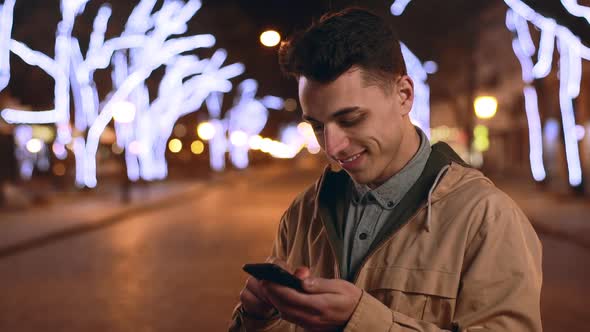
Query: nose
324,124,349,158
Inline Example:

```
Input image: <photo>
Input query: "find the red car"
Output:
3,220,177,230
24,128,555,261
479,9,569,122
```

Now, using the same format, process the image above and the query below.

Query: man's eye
340,117,361,127
312,124,324,132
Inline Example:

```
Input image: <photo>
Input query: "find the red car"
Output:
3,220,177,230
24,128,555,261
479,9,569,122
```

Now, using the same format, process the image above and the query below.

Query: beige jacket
229,143,542,332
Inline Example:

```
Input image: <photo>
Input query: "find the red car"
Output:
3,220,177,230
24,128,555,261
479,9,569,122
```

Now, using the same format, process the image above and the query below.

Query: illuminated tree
391,0,589,187
0,0,244,187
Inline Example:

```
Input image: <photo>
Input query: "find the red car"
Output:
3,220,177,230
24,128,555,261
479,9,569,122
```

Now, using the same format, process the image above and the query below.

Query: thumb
293,266,311,279
302,277,345,294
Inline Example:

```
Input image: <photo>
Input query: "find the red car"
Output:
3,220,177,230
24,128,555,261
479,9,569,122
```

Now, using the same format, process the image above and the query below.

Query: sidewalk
0,175,226,258
492,175,590,249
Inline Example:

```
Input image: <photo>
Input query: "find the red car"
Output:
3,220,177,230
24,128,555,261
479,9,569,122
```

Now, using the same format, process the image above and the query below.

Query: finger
245,277,272,305
302,277,350,294
261,281,322,315
293,266,311,279
240,287,275,317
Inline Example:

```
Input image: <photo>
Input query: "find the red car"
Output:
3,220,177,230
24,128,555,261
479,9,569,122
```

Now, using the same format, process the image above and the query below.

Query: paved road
0,163,588,331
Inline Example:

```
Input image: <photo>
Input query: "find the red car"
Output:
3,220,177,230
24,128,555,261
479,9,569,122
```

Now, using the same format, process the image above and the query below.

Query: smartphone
242,263,304,292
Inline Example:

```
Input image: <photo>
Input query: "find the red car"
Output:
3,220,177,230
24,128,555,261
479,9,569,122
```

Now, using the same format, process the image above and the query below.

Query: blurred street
0,160,589,331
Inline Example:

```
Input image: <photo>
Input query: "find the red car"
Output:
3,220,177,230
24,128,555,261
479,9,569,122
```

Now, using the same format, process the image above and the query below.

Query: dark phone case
242,263,304,292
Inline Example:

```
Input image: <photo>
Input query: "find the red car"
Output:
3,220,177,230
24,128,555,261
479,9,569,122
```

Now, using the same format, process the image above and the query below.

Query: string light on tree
0,0,244,187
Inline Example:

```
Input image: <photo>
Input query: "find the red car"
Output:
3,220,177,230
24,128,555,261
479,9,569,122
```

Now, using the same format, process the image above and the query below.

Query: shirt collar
352,126,431,209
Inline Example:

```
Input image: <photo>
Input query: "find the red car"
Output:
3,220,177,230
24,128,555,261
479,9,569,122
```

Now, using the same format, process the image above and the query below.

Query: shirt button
387,201,395,208
359,233,368,240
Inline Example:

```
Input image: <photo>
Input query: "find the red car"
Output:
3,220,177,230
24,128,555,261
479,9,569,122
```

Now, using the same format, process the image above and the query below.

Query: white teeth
342,153,361,163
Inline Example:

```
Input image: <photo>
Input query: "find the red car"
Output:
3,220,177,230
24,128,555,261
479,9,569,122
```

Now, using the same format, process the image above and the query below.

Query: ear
396,75,414,116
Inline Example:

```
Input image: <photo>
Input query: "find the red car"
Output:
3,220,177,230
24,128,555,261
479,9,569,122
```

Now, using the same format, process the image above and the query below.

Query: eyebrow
302,106,361,122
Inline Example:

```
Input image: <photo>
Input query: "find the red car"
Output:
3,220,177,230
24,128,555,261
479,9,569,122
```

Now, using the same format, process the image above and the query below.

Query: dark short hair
278,7,407,89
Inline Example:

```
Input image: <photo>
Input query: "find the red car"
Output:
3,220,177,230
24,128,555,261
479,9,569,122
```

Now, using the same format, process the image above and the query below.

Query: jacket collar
311,142,473,280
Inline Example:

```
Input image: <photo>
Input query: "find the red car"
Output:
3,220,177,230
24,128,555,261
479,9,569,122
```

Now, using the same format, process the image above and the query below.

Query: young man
229,8,542,332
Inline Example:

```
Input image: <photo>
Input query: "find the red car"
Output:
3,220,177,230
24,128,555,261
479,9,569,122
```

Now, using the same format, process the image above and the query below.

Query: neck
367,122,420,189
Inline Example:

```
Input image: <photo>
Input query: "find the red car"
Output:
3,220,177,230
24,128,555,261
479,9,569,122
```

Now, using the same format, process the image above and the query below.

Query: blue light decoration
400,43,432,137
0,0,259,187
226,79,283,169
504,0,588,186
204,92,227,171
14,125,35,179
390,1,434,138
390,0,413,16
392,0,588,187
0,0,14,91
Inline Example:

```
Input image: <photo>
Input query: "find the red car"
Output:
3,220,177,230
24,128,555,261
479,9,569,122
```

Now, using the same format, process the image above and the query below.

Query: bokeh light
26,138,43,153
112,101,136,124
474,96,498,119
248,135,263,150
191,140,204,154
174,123,187,137
197,122,216,141
260,30,281,47
230,130,249,147
283,98,298,112
168,139,182,153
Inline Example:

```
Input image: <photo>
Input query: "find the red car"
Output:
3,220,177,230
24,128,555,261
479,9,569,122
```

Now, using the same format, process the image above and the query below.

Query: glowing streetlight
197,122,216,141
260,30,281,47
168,139,182,153
112,101,137,124
474,96,498,120
191,140,204,154
26,138,43,153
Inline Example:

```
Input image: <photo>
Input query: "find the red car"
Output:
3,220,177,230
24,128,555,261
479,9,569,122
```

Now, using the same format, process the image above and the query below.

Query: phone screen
242,263,304,292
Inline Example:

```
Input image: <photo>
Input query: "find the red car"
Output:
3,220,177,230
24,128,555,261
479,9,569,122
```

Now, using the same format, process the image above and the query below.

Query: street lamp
260,30,281,47
474,96,498,120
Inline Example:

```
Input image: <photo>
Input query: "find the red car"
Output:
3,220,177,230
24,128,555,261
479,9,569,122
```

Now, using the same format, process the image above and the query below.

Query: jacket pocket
360,266,458,328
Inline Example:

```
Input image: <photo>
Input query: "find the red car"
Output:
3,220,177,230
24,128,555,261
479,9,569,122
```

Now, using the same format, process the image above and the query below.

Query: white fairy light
505,0,588,186
400,43,432,138
0,0,291,186
390,0,587,186
390,0,413,16
0,0,15,91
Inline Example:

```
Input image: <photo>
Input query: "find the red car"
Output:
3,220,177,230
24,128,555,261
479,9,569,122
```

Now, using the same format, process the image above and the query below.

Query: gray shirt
342,127,431,280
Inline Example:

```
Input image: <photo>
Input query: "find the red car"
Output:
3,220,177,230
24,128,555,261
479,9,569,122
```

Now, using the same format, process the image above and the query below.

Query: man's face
299,67,415,187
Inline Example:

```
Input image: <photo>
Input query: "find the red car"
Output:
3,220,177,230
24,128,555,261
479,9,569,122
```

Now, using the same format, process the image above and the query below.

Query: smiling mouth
337,151,364,164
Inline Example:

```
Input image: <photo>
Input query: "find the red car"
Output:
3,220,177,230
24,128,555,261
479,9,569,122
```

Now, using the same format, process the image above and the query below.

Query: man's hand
239,258,294,320
261,266,362,332
239,276,277,319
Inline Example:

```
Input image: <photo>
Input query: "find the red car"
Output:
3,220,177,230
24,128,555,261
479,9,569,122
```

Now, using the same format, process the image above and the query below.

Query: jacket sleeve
344,199,543,332
228,209,293,332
